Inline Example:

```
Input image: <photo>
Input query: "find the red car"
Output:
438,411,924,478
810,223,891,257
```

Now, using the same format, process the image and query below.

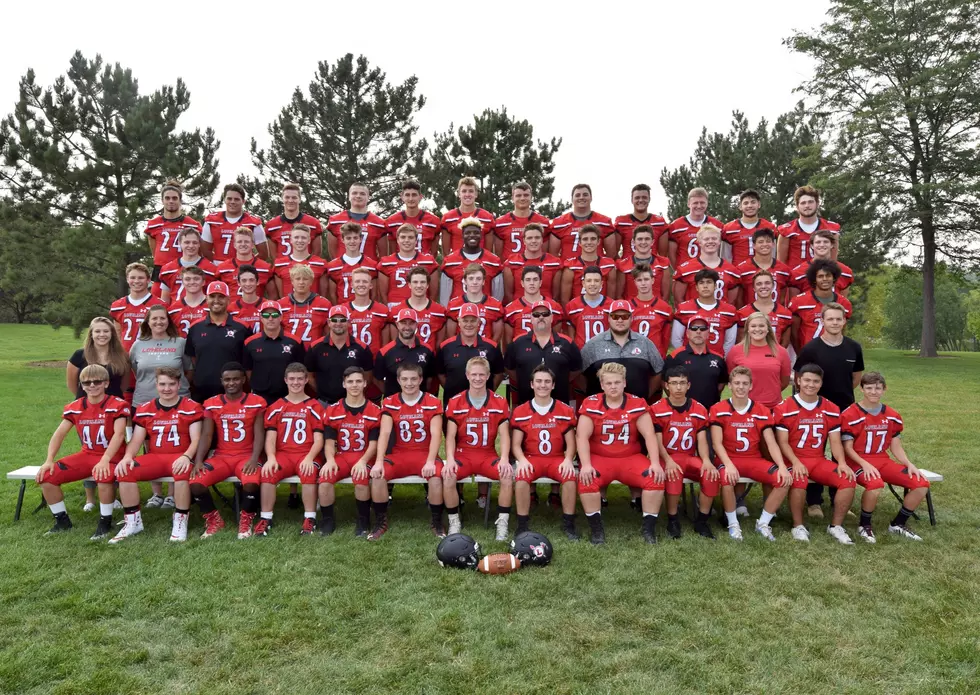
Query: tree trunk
919,218,938,357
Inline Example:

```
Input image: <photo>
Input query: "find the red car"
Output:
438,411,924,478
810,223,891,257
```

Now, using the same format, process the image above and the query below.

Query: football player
550,183,616,258
665,187,724,268
787,229,853,299
734,227,791,307
670,269,739,356
228,265,263,334
384,180,442,256
326,222,379,304
143,180,202,280
493,181,552,258
111,262,166,353
440,176,495,255
564,267,614,350
271,223,328,297
614,183,668,256
776,185,840,265
345,267,392,358
202,183,268,262
672,224,740,305
277,264,332,348
721,189,778,266
215,226,274,298
445,263,504,342
441,219,503,304
167,266,209,337
788,260,853,351
503,265,564,347
627,263,673,359
388,267,447,353
158,228,217,303
735,270,793,347
615,225,671,301
559,225,618,304
265,182,324,258
326,182,388,261
377,223,439,307
501,222,562,303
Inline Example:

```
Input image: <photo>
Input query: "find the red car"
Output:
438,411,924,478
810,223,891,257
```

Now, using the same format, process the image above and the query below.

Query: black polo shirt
305,335,374,404
375,337,436,397
504,332,582,405
434,334,504,403
663,344,728,409
243,331,306,402
184,315,249,399
795,336,864,409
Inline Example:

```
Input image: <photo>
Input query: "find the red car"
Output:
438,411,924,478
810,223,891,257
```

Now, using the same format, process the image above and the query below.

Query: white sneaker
858,526,877,544
447,514,462,536
145,494,164,509
791,525,810,542
161,496,175,509
727,523,743,541
494,515,509,542
888,524,922,541
169,513,188,542
827,525,854,545
112,500,123,510
735,505,749,518
83,502,95,512
109,517,144,544
755,520,776,541
477,496,488,510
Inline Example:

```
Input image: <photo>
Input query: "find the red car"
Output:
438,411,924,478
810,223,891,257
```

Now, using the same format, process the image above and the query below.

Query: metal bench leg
926,490,936,526
484,482,492,528
14,481,25,521
211,485,234,513
233,483,242,519
888,484,920,521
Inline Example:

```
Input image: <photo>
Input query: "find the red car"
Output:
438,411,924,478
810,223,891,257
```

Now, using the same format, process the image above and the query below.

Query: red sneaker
253,518,271,537
300,517,315,535
200,510,225,539
237,511,255,539
366,517,389,541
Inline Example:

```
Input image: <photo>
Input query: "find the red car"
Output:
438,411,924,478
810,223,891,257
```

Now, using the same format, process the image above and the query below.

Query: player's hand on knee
93,460,111,480
724,465,740,485
422,461,437,478
351,463,368,481
369,463,385,479
793,463,808,481
580,465,595,486
114,458,132,478
241,460,259,475
649,461,666,484
559,460,577,480
262,459,278,476
665,460,682,482
862,463,881,481
189,462,205,479
36,461,54,483
172,455,192,476
498,461,514,480
703,462,719,482
321,461,338,480
837,463,855,481
299,458,315,477
776,466,792,487
515,460,532,479
907,464,922,480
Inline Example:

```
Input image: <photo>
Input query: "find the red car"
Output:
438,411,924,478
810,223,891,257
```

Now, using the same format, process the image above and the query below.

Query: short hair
578,224,600,240
571,183,592,196
402,179,422,193
350,267,373,280
632,225,654,240
812,229,837,245
530,364,555,382
663,366,689,382
465,356,491,373
861,371,886,387
821,301,848,319
161,180,183,197
730,365,753,383
125,262,151,278
289,264,315,281
284,362,307,377
512,181,532,192
688,187,709,200
457,176,479,191
223,182,246,199
79,364,110,383
282,182,301,195
796,363,824,379
233,226,255,240
696,224,722,241
340,222,362,237
406,266,430,283
523,223,545,236
237,263,258,280
221,361,245,376
597,362,627,381
806,259,841,286
631,262,653,279
631,183,651,195
396,362,424,378
181,265,205,278
752,269,774,286
179,227,201,242
343,366,366,380
396,223,418,237
794,185,820,205
349,181,370,193
694,268,720,285
739,189,761,203
521,265,542,280
752,227,776,242
155,366,182,382
582,265,603,279
463,263,485,279
290,223,311,236
459,217,484,233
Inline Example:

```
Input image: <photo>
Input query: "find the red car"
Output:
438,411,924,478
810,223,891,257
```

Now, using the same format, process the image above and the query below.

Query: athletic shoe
200,510,225,539
727,523,744,541
447,515,462,536
430,521,446,539
735,504,749,518
367,518,388,541
791,525,811,542
90,516,113,541
319,515,336,537
109,517,144,544
589,525,606,545
112,500,123,510
858,525,877,544
641,518,658,544
755,521,776,542
666,517,682,540
354,518,368,538
82,502,95,513
600,497,609,509
169,513,188,542
477,495,487,510
161,496,175,510
807,504,825,519
237,512,255,539
548,492,561,511
494,516,509,542
562,519,580,541
145,494,164,509
827,525,854,545
300,518,315,536
44,516,73,535
888,524,922,541
286,493,300,509
253,518,271,537
694,520,715,539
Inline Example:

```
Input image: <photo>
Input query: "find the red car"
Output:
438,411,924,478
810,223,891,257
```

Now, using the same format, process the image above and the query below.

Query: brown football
477,553,521,575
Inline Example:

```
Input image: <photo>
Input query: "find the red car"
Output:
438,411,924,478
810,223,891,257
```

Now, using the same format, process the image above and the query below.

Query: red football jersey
157,258,218,301
447,295,504,339
133,397,205,455
346,300,391,356
673,300,739,356
228,297,262,334
578,393,650,457
667,215,725,268
493,212,552,257
144,215,202,267
736,259,792,306
325,255,378,302
736,303,793,343
446,390,510,455
110,294,167,352
202,211,265,262
272,254,328,296
203,393,267,456
377,252,438,306
721,218,778,266
789,259,854,294
614,213,668,255
708,398,773,459
773,396,841,459
651,398,709,456
168,298,209,337
840,403,904,457
327,211,388,261
323,399,382,455
381,392,443,454
550,211,615,257
278,293,332,346
564,296,614,348
777,218,841,264
441,249,503,300
617,254,671,300
630,297,673,358
264,397,326,456
511,399,576,459
389,300,446,352
62,396,131,456
265,213,324,257
215,256,273,297
384,210,443,254
787,292,852,348
440,208,496,253
504,297,564,340
562,254,617,298
673,259,740,302
502,252,562,300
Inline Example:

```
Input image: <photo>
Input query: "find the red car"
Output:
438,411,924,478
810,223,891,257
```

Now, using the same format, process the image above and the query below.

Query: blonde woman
724,311,791,409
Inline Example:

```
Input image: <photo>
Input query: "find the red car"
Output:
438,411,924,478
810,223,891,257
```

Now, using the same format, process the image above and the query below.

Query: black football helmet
510,531,553,567
437,533,482,569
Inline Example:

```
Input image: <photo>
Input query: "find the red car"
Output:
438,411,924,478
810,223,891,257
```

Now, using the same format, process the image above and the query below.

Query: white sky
0,0,829,217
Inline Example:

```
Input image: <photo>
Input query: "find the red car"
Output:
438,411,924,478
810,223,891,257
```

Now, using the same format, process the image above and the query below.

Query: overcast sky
0,0,830,217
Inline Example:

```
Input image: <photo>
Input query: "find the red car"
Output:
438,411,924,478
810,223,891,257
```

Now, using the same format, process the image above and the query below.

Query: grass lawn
0,323,978,694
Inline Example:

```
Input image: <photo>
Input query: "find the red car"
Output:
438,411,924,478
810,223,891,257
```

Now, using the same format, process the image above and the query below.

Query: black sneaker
318,515,336,537
642,517,658,544
354,518,369,538
600,497,609,509
286,493,300,509
694,520,716,539
587,516,605,545
90,516,112,541
562,519,580,541
516,519,530,535
44,515,73,535
667,517,682,540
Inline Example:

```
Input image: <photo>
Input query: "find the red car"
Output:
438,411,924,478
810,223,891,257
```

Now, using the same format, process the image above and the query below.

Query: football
477,553,521,575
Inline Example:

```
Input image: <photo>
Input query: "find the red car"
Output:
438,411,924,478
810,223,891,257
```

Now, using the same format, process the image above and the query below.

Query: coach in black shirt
185,281,249,402
305,305,374,405
243,300,306,402
374,308,436,397
504,301,582,405
435,302,504,402
663,316,728,408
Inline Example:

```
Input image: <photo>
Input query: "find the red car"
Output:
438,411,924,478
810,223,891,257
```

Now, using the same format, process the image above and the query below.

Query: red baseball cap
395,308,419,323
529,300,552,314
328,305,350,319
206,281,230,297
458,303,480,319
686,315,710,327
607,300,633,315
259,300,281,313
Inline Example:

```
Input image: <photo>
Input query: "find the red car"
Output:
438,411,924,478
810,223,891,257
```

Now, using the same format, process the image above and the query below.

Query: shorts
721,457,783,486
176,453,259,487
850,456,930,492
665,454,720,497
448,451,505,481
261,452,321,485
578,454,664,494
794,457,857,490
515,455,577,483
117,453,181,483
41,451,115,486
381,456,443,481
319,452,370,485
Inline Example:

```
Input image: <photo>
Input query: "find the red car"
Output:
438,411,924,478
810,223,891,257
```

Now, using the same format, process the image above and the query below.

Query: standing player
215,227,274,298
440,176,496,255
672,225,740,305
244,302,306,404
170,362,265,541
440,220,504,304
326,183,388,261
735,270,793,347
277,265,332,348
501,222,562,303
627,263,673,359
271,224,328,297
167,266,209,337
492,181,552,258
442,357,513,539
144,180,202,281
734,227,792,307
841,372,931,542
111,262,166,352
665,187,725,268
559,225,618,304
228,265,264,334
670,269,739,356
326,222,379,304
503,266,564,346
389,267,447,353
158,228,218,303
615,225,671,301
445,264,504,342
318,367,382,536
202,183,268,262
109,367,204,543
550,183,616,258
788,229,853,299
788,260,853,351
721,190,778,266
374,308,437,397
614,183,668,256
345,267,392,358
576,362,670,544
369,363,446,539
564,267,614,349
777,185,840,265
384,180,442,256
377,223,439,306
35,365,130,539
265,182,324,258
710,366,792,541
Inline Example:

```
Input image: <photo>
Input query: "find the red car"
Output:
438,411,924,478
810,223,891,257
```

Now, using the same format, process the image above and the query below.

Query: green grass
0,323,978,694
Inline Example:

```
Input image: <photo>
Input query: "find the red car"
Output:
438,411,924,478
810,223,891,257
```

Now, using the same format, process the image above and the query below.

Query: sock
643,514,658,529
49,501,67,516
725,510,738,527
696,511,710,524
124,505,140,514
891,506,914,527
517,514,531,529
373,500,389,520
430,503,445,523
355,499,370,523
632,496,641,507
445,506,459,515
260,512,273,520
321,504,335,520
643,512,658,518
194,491,215,514
668,513,679,522
243,491,259,514
497,505,512,514
586,511,603,529
562,513,576,526
586,511,601,517
304,511,316,519
860,510,873,527
175,508,189,516
99,503,114,517
759,510,775,526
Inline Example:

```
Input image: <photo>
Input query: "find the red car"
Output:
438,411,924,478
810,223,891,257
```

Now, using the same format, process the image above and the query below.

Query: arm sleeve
439,274,454,307
568,343,583,373
722,326,737,356
201,221,213,243
69,349,85,369
252,224,267,244
670,321,685,350
490,274,504,301
184,332,196,358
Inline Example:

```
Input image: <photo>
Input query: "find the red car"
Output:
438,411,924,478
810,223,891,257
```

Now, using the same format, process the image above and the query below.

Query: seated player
443,357,513,540
710,366,792,541
734,227,791,307
670,268,738,356
325,221,379,304
735,269,792,347
511,365,580,539
319,367,382,536
576,362,669,544
501,222,562,302
652,367,729,539
672,224,740,305
627,263,673,358
368,363,445,539
377,222,439,307
171,362,266,541
109,367,204,543
503,265,563,346
35,365,130,539
773,363,856,544
445,263,504,342
841,371,931,542
787,229,854,299
559,224,617,304
255,363,325,536
615,225,670,301
564,266,613,349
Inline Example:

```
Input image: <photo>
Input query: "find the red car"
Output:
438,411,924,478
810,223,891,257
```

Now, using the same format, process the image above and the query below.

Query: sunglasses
329,317,348,323
610,313,632,320
80,380,107,386
260,312,281,319
688,325,709,331
531,312,551,318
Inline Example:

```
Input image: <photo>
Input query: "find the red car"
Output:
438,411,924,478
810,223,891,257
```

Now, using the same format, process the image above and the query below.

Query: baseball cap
529,300,552,314
259,300,281,313
458,303,480,319
395,308,419,323
686,315,710,328
329,305,350,319
206,281,230,297
607,300,633,315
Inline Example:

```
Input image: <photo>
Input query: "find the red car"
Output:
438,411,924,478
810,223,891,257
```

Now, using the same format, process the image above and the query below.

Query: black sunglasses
330,317,348,323
531,312,551,318
688,325,709,331
80,380,107,386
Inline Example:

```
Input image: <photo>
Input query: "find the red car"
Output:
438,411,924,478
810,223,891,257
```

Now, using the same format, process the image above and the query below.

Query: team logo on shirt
552,346,562,354
226,330,237,338
348,350,357,358
709,359,718,368
631,347,641,355
283,345,292,354
479,350,487,357
418,354,427,363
